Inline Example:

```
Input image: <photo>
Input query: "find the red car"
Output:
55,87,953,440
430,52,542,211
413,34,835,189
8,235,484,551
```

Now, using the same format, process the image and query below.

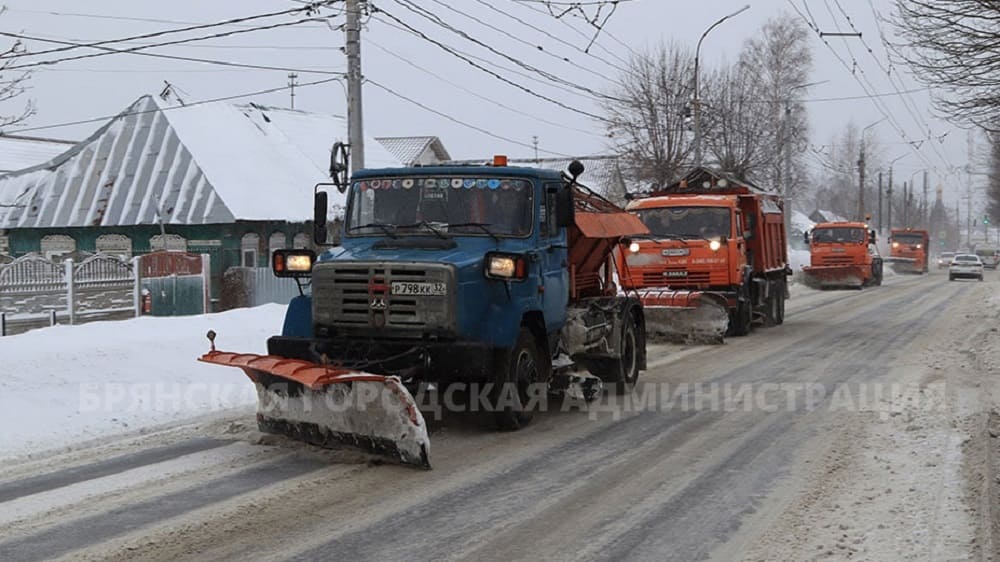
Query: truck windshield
893,233,925,245
346,176,534,237
812,227,865,243
634,206,731,240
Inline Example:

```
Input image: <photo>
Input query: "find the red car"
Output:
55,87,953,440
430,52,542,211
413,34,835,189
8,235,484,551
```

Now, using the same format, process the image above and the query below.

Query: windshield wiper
446,222,501,242
348,223,399,238
395,221,449,239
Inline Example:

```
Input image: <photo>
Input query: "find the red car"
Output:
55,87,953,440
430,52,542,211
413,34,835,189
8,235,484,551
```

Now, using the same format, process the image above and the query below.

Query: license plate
662,248,690,257
664,270,688,277
391,281,447,296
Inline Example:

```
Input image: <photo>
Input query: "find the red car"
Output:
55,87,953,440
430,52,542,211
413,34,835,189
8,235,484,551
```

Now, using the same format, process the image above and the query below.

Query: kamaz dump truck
199,158,649,468
888,228,929,274
616,168,791,342
801,222,883,289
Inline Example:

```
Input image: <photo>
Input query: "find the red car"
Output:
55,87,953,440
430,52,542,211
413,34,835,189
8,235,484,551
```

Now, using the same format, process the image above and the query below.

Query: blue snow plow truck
200,156,649,468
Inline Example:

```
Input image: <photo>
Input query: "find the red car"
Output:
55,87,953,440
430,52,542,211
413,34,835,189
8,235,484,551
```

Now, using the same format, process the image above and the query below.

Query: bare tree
701,62,775,180
602,42,694,189
738,13,813,204
0,9,35,132
892,1,1000,130
989,133,1000,224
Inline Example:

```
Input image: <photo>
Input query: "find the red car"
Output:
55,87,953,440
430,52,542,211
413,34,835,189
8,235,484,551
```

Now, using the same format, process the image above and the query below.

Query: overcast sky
0,0,984,208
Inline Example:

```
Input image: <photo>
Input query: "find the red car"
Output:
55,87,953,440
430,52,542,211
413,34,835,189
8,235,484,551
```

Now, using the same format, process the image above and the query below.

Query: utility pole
287,72,298,109
532,136,540,163
886,172,893,233
903,181,909,226
857,146,866,221
877,171,883,232
922,170,928,228
345,0,365,172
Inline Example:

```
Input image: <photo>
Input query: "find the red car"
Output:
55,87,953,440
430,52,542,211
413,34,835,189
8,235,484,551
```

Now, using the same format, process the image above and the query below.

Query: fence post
64,258,76,325
132,255,142,317
201,253,210,314
1,312,5,337
50,309,57,326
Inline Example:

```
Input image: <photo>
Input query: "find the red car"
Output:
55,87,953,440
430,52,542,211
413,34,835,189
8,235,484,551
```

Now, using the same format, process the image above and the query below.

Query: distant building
375,136,451,166
0,95,400,305
0,134,76,174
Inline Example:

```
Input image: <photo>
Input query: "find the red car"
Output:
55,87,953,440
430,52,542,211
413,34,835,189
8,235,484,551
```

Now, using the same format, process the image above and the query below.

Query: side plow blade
637,289,730,344
198,347,430,469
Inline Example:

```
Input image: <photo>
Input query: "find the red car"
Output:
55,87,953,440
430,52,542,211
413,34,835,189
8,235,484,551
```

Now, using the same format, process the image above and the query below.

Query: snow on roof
375,136,451,166
0,135,75,174
0,96,400,228
791,210,816,234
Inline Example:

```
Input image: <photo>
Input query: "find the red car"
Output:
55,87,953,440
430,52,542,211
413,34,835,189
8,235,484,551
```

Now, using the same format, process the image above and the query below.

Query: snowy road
2,269,999,561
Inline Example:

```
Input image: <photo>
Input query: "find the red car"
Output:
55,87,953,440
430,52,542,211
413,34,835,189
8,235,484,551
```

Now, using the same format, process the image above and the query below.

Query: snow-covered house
375,136,451,166
0,134,76,175
0,95,399,300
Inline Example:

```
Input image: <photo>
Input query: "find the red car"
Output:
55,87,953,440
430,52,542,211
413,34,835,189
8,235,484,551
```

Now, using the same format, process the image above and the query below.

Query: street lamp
693,4,751,169
907,169,925,227
857,117,886,221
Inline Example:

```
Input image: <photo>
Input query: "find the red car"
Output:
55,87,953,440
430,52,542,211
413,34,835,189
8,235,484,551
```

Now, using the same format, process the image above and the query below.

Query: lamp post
857,117,886,221
906,169,924,227
693,4,751,168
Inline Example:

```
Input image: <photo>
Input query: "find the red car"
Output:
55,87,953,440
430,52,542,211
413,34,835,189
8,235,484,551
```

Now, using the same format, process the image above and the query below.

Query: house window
268,232,286,259
150,234,187,252
0,234,8,256
293,232,311,249
96,234,132,258
241,233,259,267
40,235,76,261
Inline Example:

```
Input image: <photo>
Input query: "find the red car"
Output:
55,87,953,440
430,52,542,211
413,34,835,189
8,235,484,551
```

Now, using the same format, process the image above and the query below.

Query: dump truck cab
888,228,929,273
801,222,882,289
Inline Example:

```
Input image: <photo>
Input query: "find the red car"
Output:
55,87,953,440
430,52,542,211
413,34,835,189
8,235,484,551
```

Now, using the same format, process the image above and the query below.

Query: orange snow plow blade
800,265,866,289
198,348,430,469
636,289,730,344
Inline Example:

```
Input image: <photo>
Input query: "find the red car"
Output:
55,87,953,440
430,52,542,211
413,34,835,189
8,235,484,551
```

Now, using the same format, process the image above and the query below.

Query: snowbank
0,305,287,457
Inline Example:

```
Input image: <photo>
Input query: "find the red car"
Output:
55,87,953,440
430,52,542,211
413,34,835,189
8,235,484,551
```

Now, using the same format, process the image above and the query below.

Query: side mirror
869,230,877,244
555,185,574,228
803,232,810,245
314,191,329,245
329,142,350,194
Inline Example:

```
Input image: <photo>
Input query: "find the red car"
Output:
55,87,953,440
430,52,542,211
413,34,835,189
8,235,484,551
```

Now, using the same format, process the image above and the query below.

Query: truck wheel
729,298,752,337
492,328,542,431
587,310,641,394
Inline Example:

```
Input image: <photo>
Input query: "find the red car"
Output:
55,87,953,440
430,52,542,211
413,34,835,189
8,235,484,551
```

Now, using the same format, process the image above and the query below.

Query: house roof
0,135,76,174
375,136,451,166
0,96,400,228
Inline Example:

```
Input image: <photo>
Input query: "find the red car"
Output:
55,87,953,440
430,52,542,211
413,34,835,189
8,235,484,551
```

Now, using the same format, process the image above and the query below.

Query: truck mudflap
198,334,430,469
635,289,731,344
800,265,866,289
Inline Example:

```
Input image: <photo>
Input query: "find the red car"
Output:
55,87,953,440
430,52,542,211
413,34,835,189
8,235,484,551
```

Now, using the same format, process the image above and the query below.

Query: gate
138,251,209,316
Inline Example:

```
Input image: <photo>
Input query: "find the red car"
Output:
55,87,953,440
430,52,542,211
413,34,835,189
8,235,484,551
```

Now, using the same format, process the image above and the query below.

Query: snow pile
0,305,287,458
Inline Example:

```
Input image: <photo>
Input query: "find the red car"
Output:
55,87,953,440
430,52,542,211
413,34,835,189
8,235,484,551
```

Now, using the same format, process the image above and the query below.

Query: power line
366,77,573,157
510,0,637,62
386,0,621,102
1,15,339,71
1,3,335,61
0,31,346,75
365,38,605,138
2,7,332,29
8,77,345,134
371,9,607,120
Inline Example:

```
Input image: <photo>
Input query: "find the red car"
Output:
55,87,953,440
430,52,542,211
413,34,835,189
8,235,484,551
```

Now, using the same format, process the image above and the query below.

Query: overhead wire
366,77,574,157
8,76,345,134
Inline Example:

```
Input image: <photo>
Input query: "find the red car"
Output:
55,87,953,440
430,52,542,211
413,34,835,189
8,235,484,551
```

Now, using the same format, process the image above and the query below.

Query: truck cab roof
352,165,564,181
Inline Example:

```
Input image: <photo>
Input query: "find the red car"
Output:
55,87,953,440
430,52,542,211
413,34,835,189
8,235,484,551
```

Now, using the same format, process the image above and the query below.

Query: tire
492,328,544,431
729,296,752,337
949,275,955,281
588,310,641,394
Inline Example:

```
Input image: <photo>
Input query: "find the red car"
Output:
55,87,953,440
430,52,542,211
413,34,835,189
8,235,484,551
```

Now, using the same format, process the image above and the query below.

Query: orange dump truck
801,222,883,289
617,168,791,342
888,228,929,274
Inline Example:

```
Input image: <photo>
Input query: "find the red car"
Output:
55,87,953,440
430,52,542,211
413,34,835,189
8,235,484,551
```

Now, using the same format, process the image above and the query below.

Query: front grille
312,262,456,333
817,256,855,266
641,269,712,286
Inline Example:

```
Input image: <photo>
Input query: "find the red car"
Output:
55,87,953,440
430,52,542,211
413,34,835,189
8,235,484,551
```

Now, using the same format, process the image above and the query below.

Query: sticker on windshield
463,179,475,189
391,179,401,189
370,180,382,190
477,179,488,189
488,179,500,190
402,179,414,189
452,178,463,189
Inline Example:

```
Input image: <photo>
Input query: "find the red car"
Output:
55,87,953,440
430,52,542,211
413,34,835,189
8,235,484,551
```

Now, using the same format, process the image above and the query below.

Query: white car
937,252,955,269
949,254,984,281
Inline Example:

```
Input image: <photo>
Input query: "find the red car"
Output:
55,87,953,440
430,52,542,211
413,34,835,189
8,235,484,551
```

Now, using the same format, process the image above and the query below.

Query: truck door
540,183,569,333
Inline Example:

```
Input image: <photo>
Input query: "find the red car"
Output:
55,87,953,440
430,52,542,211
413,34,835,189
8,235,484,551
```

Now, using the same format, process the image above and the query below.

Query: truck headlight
272,249,316,278
485,253,527,280
709,240,722,251
892,242,900,248
628,241,641,253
